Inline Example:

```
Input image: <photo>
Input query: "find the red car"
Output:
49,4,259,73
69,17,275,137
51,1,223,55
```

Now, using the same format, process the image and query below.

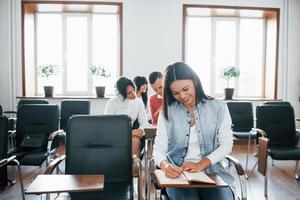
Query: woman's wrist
196,157,212,171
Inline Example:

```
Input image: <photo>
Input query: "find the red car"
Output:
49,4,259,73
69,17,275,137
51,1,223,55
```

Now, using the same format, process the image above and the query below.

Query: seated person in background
153,62,235,200
104,77,149,157
133,76,148,108
133,76,151,123
148,71,163,125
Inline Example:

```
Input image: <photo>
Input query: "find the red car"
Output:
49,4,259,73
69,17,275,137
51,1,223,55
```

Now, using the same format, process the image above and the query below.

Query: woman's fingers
181,162,197,171
164,164,182,178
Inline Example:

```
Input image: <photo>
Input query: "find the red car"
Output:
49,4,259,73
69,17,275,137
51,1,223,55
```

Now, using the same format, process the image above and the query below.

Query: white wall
0,0,299,119
0,0,14,111
286,0,300,120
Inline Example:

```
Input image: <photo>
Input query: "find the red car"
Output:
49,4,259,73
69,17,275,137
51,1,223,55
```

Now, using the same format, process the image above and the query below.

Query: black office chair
253,105,300,194
263,101,300,140
0,116,8,190
0,116,25,199
60,100,90,131
7,104,60,166
227,102,254,139
44,115,142,200
4,99,49,148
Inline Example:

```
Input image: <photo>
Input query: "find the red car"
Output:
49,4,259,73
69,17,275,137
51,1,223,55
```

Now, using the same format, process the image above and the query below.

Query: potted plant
89,65,111,97
37,64,60,97
220,66,240,100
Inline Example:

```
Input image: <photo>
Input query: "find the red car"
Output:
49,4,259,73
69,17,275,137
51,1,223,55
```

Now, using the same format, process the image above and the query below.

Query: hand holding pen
160,155,182,178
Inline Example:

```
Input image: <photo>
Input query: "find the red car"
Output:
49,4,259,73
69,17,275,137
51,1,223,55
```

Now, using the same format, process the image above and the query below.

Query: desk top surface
25,174,104,194
144,125,157,139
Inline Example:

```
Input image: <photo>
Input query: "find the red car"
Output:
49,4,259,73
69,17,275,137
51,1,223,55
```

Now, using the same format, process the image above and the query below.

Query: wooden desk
25,175,104,195
144,126,157,139
143,125,157,199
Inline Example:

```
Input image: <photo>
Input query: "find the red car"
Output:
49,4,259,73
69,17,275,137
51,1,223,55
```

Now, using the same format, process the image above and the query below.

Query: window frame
22,1,123,97
183,4,280,99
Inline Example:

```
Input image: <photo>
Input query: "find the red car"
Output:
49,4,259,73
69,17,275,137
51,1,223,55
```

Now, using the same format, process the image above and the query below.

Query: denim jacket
166,99,235,189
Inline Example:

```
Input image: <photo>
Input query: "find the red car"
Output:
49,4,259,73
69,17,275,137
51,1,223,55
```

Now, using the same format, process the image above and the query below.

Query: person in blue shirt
153,62,235,200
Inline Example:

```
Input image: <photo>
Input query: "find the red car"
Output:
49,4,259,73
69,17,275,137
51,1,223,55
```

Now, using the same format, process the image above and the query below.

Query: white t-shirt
104,95,149,129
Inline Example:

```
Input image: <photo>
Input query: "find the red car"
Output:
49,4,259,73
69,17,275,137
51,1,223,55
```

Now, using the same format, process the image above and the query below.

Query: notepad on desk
154,169,216,187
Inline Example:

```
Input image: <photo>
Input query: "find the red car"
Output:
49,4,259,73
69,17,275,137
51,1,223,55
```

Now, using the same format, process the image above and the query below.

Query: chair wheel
8,178,16,185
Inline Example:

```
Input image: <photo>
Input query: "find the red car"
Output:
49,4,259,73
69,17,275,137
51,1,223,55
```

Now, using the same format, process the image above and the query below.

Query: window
184,5,279,99
23,2,122,96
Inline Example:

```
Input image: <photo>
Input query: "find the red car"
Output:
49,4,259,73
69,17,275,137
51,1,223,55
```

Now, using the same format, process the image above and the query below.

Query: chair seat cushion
269,146,300,160
70,182,133,200
233,131,256,139
8,148,47,166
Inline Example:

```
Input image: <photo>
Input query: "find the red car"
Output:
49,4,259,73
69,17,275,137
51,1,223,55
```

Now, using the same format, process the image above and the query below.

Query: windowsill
16,95,112,99
17,96,280,101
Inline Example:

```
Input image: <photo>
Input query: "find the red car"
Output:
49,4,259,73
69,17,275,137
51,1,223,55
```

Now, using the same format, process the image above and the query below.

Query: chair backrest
0,116,8,189
227,101,253,132
256,105,297,146
60,100,90,131
15,105,59,149
66,115,132,183
17,99,49,109
258,137,269,176
264,101,291,106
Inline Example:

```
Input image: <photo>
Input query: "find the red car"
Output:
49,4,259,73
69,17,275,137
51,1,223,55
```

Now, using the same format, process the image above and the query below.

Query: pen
167,155,189,181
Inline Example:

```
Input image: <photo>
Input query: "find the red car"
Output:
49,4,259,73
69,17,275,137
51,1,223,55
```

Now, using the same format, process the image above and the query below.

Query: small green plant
220,66,240,88
89,65,111,80
37,64,60,79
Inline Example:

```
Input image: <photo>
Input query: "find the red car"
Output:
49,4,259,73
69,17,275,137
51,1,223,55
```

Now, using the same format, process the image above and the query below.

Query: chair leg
294,160,299,180
245,131,252,176
264,162,268,197
11,159,25,200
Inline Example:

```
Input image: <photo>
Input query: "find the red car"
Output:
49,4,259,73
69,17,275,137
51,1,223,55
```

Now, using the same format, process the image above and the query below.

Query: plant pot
44,86,54,97
95,86,105,97
224,88,234,100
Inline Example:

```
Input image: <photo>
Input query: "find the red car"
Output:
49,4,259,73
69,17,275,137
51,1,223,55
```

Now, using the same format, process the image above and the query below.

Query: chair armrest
3,111,17,114
225,155,247,200
252,128,267,137
0,155,17,167
8,130,16,135
48,130,64,141
44,155,66,174
225,155,245,176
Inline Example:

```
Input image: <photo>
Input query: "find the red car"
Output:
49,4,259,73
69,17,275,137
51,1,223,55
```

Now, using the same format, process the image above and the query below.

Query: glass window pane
239,18,264,97
36,13,63,94
215,20,236,94
66,15,88,92
92,14,118,95
186,17,211,95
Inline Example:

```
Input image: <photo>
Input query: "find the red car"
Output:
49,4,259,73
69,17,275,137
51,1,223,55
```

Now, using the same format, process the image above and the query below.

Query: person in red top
148,71,163,125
